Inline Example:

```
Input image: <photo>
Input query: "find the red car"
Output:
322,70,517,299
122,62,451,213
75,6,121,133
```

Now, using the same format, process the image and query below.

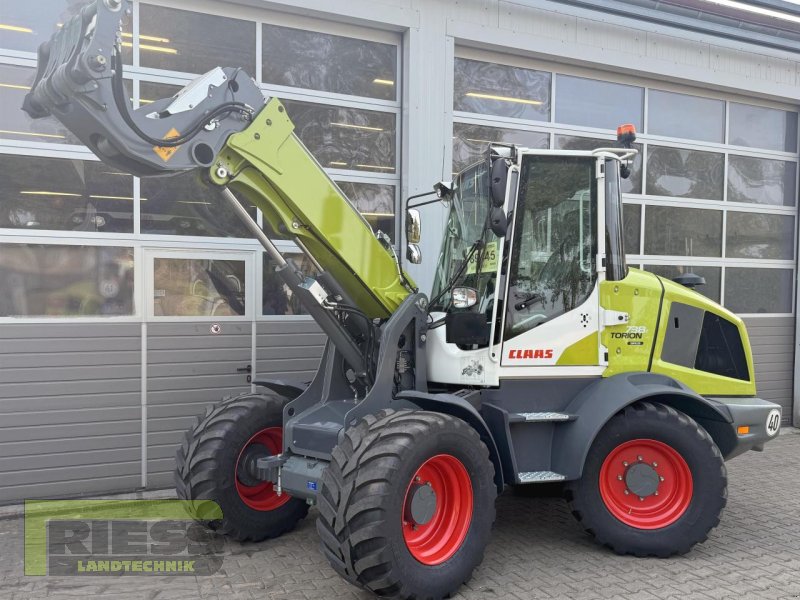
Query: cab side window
505,156,597,339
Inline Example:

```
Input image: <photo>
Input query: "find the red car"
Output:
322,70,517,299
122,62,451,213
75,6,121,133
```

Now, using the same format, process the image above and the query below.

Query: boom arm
23,0,416,381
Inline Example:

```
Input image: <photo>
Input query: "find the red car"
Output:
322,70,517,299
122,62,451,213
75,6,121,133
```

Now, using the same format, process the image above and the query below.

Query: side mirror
490,158,508,207
489,206,507,237
433,181,454,204
406,243,422,264
452,287,478,309
406,208,421,244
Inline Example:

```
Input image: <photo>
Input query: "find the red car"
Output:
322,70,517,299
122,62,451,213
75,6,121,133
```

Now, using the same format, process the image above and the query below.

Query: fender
393,390,505,493
253,378,308,400
551,372,732,480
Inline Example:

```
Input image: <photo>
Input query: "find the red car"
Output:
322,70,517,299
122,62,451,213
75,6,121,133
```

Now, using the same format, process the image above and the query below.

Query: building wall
0,0,796,503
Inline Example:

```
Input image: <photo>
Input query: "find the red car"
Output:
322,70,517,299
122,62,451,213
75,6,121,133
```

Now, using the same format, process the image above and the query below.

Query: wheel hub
406,482,437,526
624,462,660,498
599,438,693,529
237,442,269,487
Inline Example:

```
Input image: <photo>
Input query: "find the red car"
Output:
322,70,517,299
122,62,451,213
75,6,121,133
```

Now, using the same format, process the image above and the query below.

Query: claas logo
508,349,554,359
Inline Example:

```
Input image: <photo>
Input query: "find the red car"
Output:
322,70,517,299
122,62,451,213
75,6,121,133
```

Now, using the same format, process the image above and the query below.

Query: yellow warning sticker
153,128,181,162
466,240,498,275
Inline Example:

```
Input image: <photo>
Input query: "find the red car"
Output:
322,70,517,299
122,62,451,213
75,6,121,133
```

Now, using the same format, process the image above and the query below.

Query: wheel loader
24,1,782,597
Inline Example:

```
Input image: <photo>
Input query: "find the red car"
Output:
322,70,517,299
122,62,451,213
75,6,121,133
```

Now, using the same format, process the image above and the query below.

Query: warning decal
153,128,181,162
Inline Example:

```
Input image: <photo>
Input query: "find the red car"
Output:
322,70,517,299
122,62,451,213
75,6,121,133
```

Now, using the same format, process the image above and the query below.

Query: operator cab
418,127,637,386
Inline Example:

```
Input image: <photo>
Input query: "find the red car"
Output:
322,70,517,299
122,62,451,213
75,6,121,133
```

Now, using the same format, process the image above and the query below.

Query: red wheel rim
235,427,291,511
402,454,473,565
599,438,693,529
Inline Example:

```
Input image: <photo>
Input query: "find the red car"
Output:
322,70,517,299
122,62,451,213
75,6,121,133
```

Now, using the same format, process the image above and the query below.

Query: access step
508,412,576,423
517,471,566,483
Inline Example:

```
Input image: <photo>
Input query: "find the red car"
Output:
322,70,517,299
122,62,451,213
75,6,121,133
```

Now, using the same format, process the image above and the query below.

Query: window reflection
644,206,722,257
0,155,134,232
729,103,798,153
726,212,794,260
727,155,796,207
555,75,643,131
335,181,395,240
623,203,641,255
648,90,724,143
0,245,134,316
140,171,254,238
138,5,255,75
643,264,721,302
263,254,317,316
555,134,643,194
646,146,724,200
454,58,551,121
153,258,245,317
262,24,396,100
282,99,396,173
725,268,793,313
453,123,548,172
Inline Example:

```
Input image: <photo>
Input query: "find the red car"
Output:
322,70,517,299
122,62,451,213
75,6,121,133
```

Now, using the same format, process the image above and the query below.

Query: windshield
430,161,497,312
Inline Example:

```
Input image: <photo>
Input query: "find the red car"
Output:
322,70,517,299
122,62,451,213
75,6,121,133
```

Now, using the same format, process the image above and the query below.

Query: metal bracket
603,309,630,326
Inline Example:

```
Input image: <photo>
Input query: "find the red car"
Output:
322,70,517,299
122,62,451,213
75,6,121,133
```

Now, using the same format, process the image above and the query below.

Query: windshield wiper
514,293,543,311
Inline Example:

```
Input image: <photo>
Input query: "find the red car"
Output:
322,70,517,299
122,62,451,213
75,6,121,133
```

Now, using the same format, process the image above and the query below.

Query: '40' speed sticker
766,409,781,437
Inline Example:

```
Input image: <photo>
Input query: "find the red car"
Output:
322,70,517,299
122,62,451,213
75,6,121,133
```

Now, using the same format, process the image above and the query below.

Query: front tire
175,393,309,542
565,401,727,557
317,409,496,599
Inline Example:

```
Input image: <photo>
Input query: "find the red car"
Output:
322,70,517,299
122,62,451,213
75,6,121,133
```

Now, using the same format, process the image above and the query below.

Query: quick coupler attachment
22,0,266,177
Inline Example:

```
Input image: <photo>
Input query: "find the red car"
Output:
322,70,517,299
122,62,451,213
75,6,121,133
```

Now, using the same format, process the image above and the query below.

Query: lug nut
639,496,644,502
637,455,643,461
623,461,629,467
623,490,629,495
654,491,659,496
652,462,658,468
617,475,623,481
659,476,665,482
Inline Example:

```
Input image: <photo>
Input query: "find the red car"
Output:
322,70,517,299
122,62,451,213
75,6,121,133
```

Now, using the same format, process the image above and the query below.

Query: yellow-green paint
557,332,598,365
600,269,663,376
602,268,756,396
650,277,756,396
210,98,413,319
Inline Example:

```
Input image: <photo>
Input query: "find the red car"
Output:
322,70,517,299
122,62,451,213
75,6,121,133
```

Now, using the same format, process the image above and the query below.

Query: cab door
499,153,603,370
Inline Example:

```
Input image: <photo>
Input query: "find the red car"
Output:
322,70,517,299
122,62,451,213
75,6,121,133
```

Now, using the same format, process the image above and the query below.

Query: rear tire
565,401,727,557
317,409,496,599
175,393,309,542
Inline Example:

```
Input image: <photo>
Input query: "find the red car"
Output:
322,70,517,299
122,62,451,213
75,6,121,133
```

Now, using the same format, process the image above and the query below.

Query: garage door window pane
0,2,132,62
644,206,722,256
646,146,724,200
555,134,643,194
154,258,245,317
725,268,793,313
555,75,643,131
140,172,254,238
643,264,721,302
648,90,724,143
0,64,83,145
283,100,396,173
336,181,395,240
0,155,134,232
454,123,549,172
262,24,396,101
726,213,794,260
729,102,798,153
139,5,256,75
0,245,134,316
263,254,317,315
727,155,796,207
623,203,641,255
454,58,551,122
